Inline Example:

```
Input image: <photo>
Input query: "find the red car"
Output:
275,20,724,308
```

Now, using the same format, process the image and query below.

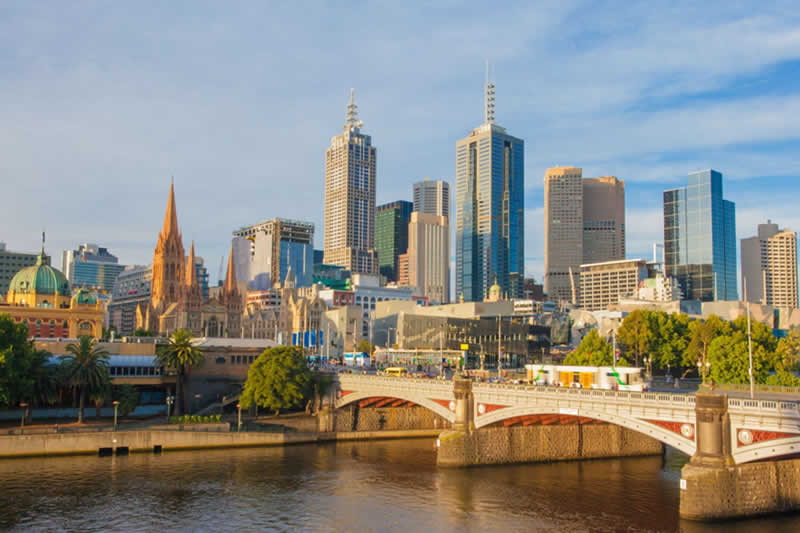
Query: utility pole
497,315,502,379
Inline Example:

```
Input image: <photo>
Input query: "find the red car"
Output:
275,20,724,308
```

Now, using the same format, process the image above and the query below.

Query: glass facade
375,201,413,281
663,170,737,301
279,240,314,287
455,125,524,301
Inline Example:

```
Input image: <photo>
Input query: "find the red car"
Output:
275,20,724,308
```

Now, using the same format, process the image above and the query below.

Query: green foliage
133,328,154,337
356,339,375,355
707,332,775,385
0,314,55,408
616,310,654,367
564,330,629,367
114,385,140,417
240,346,311,413
59,336,110,423
158,329,204,416
765,371,800,387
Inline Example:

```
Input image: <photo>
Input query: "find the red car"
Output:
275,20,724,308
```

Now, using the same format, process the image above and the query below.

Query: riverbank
0,426,441,458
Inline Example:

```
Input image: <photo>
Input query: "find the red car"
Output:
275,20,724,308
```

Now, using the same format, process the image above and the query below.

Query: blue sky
2,2,800,285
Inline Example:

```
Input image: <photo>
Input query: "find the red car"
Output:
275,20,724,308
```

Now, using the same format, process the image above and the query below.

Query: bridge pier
680,391,800,520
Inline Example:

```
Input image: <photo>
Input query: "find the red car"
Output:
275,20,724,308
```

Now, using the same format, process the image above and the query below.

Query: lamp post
165,395,174,423
697,360,711,385
112,400,119,431
236,403,242,432
19,403,27,435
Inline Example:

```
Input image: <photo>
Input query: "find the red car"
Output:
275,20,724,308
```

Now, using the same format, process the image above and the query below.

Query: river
0,440,798,532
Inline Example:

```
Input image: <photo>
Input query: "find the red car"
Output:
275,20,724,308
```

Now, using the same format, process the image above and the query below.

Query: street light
165,395,174,423
697,360,711,385
19,403,27,435
112,400,120,431
236,403,242,432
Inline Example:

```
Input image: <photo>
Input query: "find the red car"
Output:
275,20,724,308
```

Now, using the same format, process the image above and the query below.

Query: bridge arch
474,405,697,456
335,390,456,424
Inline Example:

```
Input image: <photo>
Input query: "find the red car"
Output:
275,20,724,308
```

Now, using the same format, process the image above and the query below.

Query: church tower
151,182,186,311
220,247,242,336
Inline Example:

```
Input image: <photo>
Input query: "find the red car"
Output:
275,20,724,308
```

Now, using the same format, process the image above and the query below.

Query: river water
0,440,798,532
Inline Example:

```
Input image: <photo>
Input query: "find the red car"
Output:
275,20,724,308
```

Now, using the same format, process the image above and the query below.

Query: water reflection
0,441,798,532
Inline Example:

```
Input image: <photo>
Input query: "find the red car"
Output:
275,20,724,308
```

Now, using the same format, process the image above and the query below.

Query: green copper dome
72,288,96,305
9,252,71,297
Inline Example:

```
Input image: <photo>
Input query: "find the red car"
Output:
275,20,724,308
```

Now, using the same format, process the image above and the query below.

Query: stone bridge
334,374,800,465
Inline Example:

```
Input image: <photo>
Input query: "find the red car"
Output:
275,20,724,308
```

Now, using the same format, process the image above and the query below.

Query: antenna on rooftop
484,60,495,124
345,88,363,129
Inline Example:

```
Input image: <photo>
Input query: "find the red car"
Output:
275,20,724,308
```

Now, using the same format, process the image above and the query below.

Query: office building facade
579,259,657,311
107,264,152,335
375,200,413,282
663,169,737,301
455,77,524,302
583,176,625,264
741,221,798,308
232,218,315,290
413,179,450,220
62,243,126,293
323,89,378,275
407,212,450,304
0,242,38,297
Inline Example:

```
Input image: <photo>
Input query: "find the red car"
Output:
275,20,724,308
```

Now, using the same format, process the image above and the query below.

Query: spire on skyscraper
345,88,363,130
485,60,495,124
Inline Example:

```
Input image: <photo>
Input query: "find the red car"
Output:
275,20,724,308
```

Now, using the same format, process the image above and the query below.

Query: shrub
169,416,177,424
213,414,221,423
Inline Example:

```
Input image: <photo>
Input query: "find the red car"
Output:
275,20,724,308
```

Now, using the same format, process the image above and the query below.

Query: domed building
1,247,103,338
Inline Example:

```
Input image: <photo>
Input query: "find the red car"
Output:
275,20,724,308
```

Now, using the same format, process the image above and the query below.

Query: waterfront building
375,200,413,282
2,245,103,338
0,242,38,297
663,169,737,301
232,218,314,290
544,167,625,303
61,243,126,294
633,272,682,302
455,74,524,302
323,89,378,275
406,212,450,304
413,179,450,220
108,264,152,335
579,259,658,311
741,220,798,308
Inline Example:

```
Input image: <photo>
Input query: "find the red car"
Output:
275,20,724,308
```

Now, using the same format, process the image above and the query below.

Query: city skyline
3,4,800,287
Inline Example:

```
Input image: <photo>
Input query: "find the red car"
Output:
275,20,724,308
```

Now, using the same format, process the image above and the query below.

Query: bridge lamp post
112,400,119,431
236,403,242,432
19,403,27,435
697,360,710,385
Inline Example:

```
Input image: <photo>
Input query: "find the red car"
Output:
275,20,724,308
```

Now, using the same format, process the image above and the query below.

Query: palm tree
60,336,110,423
158,329,204,416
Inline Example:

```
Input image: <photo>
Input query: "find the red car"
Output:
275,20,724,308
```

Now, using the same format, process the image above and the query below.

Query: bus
384,367,409,377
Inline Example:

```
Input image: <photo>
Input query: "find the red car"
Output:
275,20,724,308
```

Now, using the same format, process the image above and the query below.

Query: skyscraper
407,211,450,303
413,179,450,220
62,243,126,293
323,89,378,275
663,169,737,301
741,221,798,307
455,73,524,302
375,200,413,282
544,167,626,303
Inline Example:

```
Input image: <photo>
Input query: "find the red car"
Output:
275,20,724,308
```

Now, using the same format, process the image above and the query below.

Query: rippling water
0,441,798,532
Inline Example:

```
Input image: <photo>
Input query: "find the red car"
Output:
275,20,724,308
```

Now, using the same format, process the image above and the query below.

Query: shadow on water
0,441,798,532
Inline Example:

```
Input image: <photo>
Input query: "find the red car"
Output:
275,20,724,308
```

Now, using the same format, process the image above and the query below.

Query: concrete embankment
437,424,664,467
0,428,440,459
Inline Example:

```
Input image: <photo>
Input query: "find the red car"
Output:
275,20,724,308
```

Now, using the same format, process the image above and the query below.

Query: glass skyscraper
455,78,524,302
375,200,413,282
663,169,737,301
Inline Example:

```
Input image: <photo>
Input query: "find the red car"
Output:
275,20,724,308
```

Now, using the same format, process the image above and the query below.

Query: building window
216,357,226,364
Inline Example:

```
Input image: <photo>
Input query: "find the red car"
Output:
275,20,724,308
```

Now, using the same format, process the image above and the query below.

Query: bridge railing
473,382,697,407
728,398,800,414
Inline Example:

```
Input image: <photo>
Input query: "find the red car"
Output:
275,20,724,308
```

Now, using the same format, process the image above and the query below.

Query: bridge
334,374,800,464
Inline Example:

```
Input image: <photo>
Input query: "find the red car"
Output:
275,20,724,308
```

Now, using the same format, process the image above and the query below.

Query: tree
356,339,375,355
617,310,654,367
0,314,56,408
157,329,204,416
683,315,729,377
240,346,311,415
766,330,800,386
59,336,110,423
564,330,629,367
707,332,775,385
114,385,140,417
133,328,154,337
652,312,690,372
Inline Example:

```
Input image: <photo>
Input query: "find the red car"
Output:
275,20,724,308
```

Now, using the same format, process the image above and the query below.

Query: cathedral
136,183,242,338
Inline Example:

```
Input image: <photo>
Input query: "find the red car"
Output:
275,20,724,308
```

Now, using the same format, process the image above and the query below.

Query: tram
524,364,646,391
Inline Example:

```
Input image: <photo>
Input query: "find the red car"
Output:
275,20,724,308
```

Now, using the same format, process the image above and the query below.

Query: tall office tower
583,176,625,263
375,201,413,282
232,218,315,290
323,89,378,275
455,73,524,302
544,168,626,304
0,242,38,296
413,179,450,220
62,243,126,293
407,212,450,303
741,221,798,307
544,166,583,303
663,169,737,301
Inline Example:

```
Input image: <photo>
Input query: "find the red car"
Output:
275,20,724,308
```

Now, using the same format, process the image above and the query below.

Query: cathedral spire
224,246,238,292
161,181,180,239
186,241,198,286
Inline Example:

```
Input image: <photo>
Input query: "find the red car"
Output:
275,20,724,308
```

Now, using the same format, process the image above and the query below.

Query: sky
3,2,800,287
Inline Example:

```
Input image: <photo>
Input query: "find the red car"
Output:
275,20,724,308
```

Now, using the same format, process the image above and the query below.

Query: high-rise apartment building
232,218,314,290
375,201,413,282
579,259,657,311
413,179,450,220
0,242,38,296
663,169,737,301
544,167,626,303
455,75,524,302
62,243,126,293
741,220,798,307
323,89,378,275
407,212,450,303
